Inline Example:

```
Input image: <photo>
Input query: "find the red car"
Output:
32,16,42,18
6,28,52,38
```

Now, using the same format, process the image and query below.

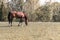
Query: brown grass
0,22,60,40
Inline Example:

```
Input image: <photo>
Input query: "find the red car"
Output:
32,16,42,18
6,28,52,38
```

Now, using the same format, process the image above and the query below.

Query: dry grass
0,22,60,40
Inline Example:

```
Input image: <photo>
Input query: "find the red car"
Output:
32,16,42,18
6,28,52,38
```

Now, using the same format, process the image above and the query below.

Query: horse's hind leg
8,16,13,26
8,18,13,26
8,18,10,26
8,16,11,26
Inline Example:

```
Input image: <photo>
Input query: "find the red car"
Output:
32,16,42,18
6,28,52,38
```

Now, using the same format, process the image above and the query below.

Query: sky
8,0,60,5
39,0,60,5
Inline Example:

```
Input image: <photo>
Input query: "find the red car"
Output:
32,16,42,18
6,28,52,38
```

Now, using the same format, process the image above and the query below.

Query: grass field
0,22,60,40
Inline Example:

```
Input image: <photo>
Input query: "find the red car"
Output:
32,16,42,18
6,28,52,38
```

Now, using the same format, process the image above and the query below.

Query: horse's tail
8,12,12,23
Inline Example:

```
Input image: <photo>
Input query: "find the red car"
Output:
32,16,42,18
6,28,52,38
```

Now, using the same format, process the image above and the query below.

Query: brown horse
8,11,28,26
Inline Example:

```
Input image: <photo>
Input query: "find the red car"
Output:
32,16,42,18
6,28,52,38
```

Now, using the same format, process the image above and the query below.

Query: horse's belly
17,12,24,17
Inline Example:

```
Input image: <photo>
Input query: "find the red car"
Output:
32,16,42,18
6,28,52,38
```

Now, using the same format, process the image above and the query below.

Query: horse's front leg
25,16,28,26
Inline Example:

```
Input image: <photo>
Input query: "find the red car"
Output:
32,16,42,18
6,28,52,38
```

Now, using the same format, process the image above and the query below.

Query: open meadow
0,22,60,40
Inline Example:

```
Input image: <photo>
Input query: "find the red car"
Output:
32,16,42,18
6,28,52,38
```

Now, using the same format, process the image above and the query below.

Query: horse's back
8,11,26,17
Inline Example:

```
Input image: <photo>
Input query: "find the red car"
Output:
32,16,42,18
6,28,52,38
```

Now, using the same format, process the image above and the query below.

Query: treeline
28,2,60,22
0,2,60,22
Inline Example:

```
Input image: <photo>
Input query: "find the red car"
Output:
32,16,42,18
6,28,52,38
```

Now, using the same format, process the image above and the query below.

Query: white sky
39,0,60,5
8,0,60,5
9,0,11,1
